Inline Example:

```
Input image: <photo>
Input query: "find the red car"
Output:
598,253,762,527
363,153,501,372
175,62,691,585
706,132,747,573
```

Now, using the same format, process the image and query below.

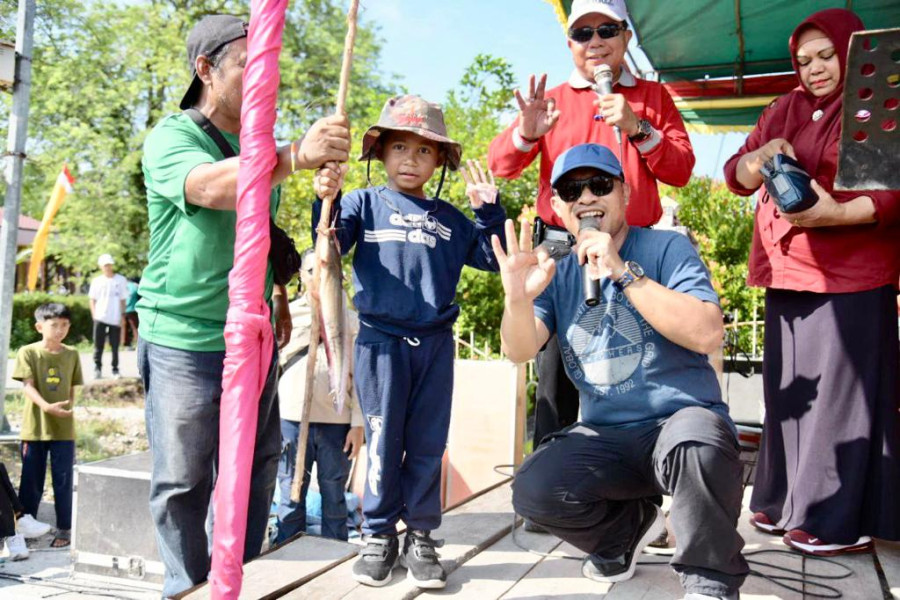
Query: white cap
567,0,628,29
98,253,115,267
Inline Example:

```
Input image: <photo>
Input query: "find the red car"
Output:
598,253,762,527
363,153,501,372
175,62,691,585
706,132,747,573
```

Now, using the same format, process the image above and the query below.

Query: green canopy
546,1,900,131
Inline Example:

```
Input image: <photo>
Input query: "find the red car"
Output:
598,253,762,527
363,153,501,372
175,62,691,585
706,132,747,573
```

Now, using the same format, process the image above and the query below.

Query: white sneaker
17,514,52,539
3,534,29,560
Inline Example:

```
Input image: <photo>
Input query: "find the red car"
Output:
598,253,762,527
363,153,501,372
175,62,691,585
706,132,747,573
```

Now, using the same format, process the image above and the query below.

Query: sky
358,0,749,180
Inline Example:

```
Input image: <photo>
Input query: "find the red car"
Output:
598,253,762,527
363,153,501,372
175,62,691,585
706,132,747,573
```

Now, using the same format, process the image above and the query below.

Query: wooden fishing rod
291,0,360,503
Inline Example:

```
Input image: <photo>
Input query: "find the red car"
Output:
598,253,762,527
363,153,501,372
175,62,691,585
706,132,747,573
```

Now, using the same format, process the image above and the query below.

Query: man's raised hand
461,159,498,209
491,219,556,304
514,74,561,141
296,113,351,170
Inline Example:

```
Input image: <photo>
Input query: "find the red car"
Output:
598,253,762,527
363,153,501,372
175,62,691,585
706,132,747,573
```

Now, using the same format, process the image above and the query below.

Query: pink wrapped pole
209,0,286,597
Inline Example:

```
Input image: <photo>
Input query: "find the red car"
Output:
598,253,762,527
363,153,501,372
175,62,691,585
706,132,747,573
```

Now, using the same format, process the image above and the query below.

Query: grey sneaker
400,530,446,589
352,534,399,587
682,593,739,600
582,500,665,584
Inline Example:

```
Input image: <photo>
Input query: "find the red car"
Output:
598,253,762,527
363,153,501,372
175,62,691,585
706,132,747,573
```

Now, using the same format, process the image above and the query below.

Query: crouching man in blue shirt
493,143,748,600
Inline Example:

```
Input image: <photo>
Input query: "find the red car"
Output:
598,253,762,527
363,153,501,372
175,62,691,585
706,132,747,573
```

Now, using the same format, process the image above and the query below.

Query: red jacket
724,98,900,293
488,71,695,228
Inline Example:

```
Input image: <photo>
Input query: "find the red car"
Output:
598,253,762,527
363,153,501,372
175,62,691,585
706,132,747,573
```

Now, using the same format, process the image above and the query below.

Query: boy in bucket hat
313,94,506,588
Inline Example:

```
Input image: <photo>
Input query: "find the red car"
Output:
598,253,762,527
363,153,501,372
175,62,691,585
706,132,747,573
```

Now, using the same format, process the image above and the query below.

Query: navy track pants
354,325,454,535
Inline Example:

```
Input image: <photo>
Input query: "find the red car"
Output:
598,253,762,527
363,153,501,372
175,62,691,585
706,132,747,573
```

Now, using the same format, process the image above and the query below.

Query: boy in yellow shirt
13,303,83,548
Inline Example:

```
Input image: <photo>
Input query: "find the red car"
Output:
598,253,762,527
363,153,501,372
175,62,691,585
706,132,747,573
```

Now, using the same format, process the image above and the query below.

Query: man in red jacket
489,0,696,488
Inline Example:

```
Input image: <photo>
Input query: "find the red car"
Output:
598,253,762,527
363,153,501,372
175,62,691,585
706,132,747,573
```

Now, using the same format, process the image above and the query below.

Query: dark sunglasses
554,174,617,203
568,23,626,43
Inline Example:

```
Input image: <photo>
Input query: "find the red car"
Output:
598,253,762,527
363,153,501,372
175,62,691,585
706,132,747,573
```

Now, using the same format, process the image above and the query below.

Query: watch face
627,261,644,278
629,120,652,142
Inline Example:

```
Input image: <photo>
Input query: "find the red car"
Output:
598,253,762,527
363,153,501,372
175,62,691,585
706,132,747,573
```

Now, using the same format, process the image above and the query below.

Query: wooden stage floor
184,481,900,599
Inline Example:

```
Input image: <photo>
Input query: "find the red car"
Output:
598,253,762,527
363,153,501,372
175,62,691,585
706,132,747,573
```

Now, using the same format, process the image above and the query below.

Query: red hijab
769,8,865,184
725,8,899,293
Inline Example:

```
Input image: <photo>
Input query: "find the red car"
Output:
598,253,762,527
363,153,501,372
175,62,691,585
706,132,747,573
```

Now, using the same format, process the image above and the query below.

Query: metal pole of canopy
734,0,746,95
626,49,643,79
0,0,36,433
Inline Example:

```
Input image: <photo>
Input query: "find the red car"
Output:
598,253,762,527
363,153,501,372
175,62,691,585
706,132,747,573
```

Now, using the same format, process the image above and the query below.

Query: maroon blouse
724,8,899,293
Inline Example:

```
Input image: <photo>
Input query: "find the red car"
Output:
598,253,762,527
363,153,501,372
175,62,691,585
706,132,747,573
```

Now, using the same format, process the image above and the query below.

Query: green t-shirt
125,280,139,313
137,113,279,352
13,342,83,441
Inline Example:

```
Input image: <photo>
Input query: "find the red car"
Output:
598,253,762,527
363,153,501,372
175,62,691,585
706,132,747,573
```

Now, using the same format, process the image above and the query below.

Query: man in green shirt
138,14,350,597
13,303,83,549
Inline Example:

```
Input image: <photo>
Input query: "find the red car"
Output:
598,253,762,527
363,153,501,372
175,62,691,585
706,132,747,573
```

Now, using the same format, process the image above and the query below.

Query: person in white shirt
88,254,129,379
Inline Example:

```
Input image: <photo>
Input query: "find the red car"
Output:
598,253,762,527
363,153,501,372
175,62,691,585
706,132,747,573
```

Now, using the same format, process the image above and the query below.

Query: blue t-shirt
328,186,506,337
534,227,731,429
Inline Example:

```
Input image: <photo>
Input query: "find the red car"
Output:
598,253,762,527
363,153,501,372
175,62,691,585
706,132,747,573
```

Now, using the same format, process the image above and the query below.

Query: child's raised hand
461,159,498,210
490,219,555,304
314,160,347,201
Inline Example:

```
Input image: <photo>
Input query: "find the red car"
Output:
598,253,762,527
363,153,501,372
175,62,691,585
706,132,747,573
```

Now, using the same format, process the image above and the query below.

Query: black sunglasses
568,23,626,43
554,174,617,203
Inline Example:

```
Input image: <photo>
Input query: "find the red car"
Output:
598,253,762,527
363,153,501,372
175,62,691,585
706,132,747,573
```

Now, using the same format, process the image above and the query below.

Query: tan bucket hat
359,95,462,171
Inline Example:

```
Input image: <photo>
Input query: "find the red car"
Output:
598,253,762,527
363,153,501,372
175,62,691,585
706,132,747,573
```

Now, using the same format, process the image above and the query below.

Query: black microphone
593,64,621,146
579,217,601,307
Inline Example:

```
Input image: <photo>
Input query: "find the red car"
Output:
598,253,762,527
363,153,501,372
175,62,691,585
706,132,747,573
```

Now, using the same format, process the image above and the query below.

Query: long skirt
750,285,900,544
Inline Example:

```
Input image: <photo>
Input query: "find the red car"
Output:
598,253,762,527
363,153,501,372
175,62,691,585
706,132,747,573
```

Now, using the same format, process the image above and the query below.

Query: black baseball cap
179,15,248,110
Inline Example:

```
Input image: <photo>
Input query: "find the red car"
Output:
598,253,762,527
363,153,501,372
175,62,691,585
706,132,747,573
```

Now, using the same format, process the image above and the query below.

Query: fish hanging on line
314,219,351,415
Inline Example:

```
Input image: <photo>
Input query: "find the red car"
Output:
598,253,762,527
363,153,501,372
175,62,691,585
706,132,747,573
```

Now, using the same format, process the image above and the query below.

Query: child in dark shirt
313,94,505,588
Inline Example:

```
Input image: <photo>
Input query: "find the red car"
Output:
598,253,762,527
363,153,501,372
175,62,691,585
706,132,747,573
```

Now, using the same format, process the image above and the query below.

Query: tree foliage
0,0,390,280
1,1,536,354
442,54,537,354
664,177,764,347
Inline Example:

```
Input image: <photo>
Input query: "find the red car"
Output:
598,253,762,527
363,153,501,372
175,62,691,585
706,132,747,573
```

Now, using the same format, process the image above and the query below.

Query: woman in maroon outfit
724,8,900,556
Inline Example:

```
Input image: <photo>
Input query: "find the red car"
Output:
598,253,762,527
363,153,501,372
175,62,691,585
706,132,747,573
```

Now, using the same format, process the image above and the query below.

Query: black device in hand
760,154,818,214
532,217,576,261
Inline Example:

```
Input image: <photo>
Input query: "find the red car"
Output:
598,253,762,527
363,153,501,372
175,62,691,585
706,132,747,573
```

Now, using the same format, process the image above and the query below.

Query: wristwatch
615,260,645,289
627,119,653,144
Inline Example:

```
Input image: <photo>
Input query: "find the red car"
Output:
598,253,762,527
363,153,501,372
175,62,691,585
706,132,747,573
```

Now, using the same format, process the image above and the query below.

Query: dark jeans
1,463,26,537
139,339,281,598
18,440,75,530
513,407,748,597
92,320,121,372
276,420,351,543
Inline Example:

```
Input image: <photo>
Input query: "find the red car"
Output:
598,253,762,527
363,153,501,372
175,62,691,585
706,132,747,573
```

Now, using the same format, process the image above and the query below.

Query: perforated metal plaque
836,28,900,191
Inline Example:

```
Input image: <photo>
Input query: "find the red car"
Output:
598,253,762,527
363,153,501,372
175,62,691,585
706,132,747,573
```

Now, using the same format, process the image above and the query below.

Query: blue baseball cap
550,144,624,187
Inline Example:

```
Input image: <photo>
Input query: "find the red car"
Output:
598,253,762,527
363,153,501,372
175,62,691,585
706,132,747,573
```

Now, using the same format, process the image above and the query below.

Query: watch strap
627,119,652,143
615,261,644,289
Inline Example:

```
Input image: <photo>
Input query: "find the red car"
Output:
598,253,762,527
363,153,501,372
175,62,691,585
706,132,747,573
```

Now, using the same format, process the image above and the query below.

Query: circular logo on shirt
568,295,643,386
